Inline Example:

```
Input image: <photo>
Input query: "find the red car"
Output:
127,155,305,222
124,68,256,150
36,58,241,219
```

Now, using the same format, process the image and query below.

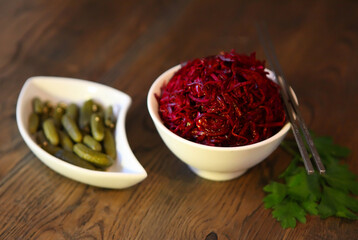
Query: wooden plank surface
0,0,357,239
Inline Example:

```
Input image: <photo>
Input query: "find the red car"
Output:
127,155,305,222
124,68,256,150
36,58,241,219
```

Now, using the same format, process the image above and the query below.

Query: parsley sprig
263,135,358,228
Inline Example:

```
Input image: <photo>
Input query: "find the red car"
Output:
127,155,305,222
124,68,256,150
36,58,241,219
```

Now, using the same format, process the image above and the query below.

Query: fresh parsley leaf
323,156,358,195
263,135,358,228
316,191,336,219
286,168,321,202
272,200,306,228
318,186,358,220
263,182,287,208
314,136,351,158
301,199,318,215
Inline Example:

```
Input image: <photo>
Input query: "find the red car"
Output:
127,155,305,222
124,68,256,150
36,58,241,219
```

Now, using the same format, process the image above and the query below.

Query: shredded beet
156,51,286,147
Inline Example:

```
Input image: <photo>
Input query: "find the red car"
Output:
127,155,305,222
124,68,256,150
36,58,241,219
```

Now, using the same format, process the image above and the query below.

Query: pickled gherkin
35,131,61,155
29,97,117,171
59,130,74,152
90,113,104,141
83,135,102,152
28,112,39,134
79,99,94,132
61,114,82,142
32,97,43,114
54,149,96,170
104,106,115,129
40,101,52,122
103,128,116,159
42,118,59,146
43,143,62,155
73,143,113,168
53,105,65,127
35,130,50,148
66,103,79,121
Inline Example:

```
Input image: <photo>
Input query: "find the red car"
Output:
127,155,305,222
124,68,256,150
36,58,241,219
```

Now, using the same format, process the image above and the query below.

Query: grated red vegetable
156,51,286,147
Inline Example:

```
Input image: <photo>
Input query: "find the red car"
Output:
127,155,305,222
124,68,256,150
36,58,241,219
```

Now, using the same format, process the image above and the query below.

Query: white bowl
16,76,147,189
147,65,291,181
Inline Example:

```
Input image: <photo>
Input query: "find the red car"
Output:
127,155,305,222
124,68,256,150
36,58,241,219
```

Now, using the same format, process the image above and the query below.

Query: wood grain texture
0,0,357,239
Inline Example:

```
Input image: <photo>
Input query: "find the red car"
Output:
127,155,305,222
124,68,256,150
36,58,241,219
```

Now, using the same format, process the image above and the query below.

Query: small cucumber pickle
29,97,117,170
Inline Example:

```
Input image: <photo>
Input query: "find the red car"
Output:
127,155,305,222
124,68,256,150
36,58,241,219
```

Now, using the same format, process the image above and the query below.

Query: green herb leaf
272,200,306,228
263,135,358,228
263,182,287,208
323,156,358,195
301,200,318,215
286,168,321,202
314,136,351,158
318,186,358,220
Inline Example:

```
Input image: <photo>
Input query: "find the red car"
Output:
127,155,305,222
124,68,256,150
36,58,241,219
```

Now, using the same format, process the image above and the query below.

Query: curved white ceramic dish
16,76,147,189
148,65,291,181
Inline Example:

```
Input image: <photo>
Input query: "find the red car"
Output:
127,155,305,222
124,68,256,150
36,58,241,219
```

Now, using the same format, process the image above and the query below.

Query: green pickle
103,128,116,159
43,143,62,155
73,143,113,168
30,97,117,171
79,99,94,132
90,113,104,141
61,114,82,142
40,101,52,123
32,97,43,114
54,149,97,170
35,131,61,155
59,130,74,151
66,103,79,121
104,106,115,129
28,112,39,134
35,130,49,147
83,134,102,151
53,105,65,127
42,118,59,146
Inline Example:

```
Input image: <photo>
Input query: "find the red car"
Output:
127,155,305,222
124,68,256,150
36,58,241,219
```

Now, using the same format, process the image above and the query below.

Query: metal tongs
257,24,325,174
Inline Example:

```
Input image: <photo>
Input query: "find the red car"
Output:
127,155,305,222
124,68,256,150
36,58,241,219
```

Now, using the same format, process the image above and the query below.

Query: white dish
16,76,147,189
148,65,291,181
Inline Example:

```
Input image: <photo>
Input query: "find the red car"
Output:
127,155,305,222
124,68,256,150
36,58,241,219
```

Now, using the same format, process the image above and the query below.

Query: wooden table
0,0,357,239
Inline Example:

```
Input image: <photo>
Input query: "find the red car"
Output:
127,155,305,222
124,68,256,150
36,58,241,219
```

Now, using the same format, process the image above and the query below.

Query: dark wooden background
0,0,357,239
